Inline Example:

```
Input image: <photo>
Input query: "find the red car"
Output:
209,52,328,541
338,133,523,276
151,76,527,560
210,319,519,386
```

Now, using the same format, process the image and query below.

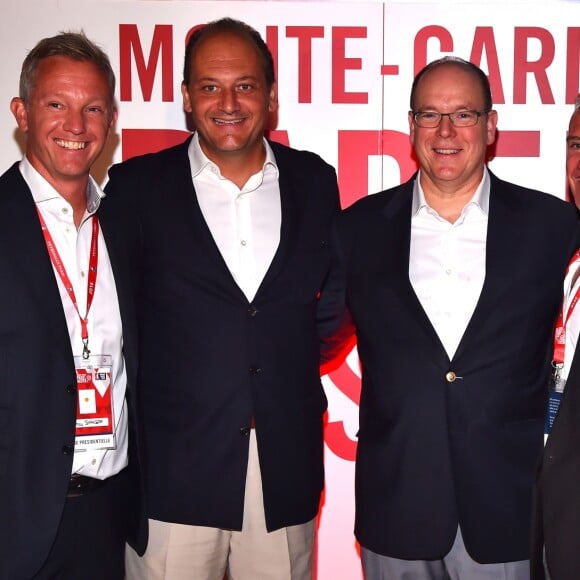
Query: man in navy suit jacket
338,57,579,579
531,102,580,580
105,18,344,580
0,32,144,579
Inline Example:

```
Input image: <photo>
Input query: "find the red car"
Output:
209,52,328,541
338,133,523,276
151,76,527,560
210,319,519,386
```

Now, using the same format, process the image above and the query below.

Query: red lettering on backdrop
566,28,580,104
286,26,325,103
266,26,280,87
325,360,361,461
332,27,368,104
184,24,204,47
470,27,505,104
122,129,189,160
337,130,416,208
119,24,174,102
413,26,454,75
513,27,555,104
495,131,540,157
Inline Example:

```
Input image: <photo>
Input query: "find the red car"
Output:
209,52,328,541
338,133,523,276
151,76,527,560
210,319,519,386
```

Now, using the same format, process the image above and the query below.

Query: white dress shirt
188,133,281,301
20,157,128,479
409,169,490,359
558,254,580,383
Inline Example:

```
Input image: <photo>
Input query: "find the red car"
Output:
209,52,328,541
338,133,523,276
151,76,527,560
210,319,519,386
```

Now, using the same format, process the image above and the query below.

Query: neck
420,174,483,224
203,144,266,190
424,191,472,223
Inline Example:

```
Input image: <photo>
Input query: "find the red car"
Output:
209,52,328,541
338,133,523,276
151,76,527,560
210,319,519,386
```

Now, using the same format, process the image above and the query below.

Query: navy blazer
338,171,579,563
0,163,144,579
104,137,342,532
531,312,580,579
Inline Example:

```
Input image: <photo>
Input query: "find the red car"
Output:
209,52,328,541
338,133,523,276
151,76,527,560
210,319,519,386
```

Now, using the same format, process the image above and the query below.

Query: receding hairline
410,57,492,112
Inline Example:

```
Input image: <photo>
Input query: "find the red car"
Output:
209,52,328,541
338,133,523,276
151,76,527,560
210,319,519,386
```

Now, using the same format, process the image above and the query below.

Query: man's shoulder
342,179,412,220
0,162,23,186
109,137,191,177
491,172,575,216
268,139,335,173
0,162,27,203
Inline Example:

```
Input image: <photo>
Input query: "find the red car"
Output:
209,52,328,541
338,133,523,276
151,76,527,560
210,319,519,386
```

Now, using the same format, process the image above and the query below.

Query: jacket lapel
255,161,298,294
172,141,249,301
452,172,522,361
98,202,138,382
0,165,73,362
381,178,450,361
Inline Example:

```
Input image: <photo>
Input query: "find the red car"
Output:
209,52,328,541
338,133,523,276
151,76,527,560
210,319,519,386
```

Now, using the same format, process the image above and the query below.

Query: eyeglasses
412,110,489,128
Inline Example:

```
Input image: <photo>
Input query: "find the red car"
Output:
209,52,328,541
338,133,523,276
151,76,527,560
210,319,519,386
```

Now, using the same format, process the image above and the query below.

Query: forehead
414,63,485,107
192,32,262,72
32,56,110,97
569,110,580,136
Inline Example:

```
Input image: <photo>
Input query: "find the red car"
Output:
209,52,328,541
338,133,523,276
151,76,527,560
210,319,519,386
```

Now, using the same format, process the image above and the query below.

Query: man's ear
10,97,29,133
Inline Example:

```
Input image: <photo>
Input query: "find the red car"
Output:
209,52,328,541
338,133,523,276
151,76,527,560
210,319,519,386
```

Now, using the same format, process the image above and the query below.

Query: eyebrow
567,135,580,143
196,75,260,83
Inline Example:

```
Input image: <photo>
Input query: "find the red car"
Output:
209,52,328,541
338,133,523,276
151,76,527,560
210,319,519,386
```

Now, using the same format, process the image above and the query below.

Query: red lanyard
36,207,99,359
553,248,580,365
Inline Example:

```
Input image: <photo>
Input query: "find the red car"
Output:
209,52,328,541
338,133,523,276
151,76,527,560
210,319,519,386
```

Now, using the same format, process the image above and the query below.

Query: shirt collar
411,167,490,218
19,156,104,214
187,131,279,181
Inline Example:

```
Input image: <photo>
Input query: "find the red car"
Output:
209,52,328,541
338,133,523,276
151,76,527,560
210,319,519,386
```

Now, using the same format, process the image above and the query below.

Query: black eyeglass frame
411,109,491,128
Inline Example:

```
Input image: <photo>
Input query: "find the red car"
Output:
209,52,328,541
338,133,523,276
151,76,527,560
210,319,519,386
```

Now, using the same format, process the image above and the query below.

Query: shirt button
446,371,457,383
241,240,247,246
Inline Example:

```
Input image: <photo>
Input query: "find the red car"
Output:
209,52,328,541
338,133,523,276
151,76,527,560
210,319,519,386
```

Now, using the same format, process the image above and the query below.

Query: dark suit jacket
337,171,579,563
0,163,145,579
531,314,580,579
104,137,342,532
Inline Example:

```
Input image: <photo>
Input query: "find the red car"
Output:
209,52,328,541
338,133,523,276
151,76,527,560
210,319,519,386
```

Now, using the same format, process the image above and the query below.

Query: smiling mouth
213,118,245,126
434,148,461,155
55,139,87,150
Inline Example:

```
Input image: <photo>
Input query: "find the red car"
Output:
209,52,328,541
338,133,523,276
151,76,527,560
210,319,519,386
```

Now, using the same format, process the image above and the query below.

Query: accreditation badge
544,364,565,438
74,354,116,451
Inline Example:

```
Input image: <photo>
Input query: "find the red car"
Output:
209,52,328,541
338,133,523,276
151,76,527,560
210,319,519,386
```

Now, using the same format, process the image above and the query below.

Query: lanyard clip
82,339,91,360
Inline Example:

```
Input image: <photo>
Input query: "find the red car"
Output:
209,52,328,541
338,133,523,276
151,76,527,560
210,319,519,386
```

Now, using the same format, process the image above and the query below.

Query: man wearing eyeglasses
337,57,580,579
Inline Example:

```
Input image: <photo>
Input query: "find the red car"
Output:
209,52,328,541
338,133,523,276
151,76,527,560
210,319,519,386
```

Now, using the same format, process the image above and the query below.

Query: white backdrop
2,1,579,577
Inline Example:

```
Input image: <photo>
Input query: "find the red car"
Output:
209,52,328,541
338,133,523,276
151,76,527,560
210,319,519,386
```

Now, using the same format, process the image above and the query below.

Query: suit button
240,426,251,436
62,445,74,455
66,384,77,394
446,371,457,383
248,305,258,317
249,367,262,375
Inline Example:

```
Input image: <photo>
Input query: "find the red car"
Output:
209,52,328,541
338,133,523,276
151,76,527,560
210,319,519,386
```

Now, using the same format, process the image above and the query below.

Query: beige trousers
126,430,316,579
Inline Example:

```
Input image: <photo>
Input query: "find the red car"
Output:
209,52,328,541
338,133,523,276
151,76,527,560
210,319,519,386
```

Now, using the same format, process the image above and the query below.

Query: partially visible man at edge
531,100,580,580
103,17,345,580
0,32,145,579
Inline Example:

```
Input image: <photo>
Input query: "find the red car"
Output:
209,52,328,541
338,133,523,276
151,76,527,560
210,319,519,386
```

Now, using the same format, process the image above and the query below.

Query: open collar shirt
409,168,490,359
187,132,281,302
20,156,128,479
